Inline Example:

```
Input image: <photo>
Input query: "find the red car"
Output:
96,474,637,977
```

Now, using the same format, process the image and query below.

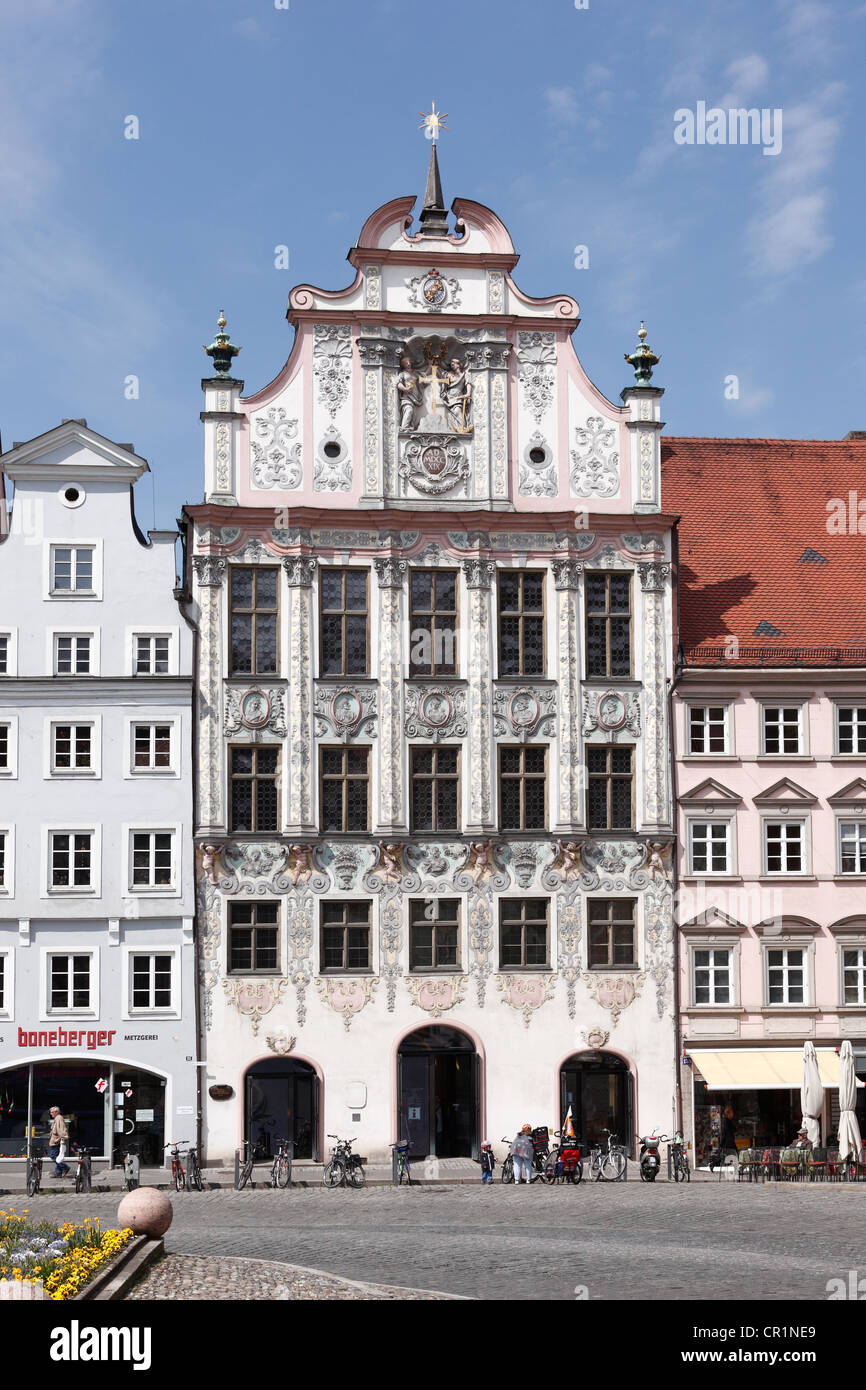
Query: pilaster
374,556,407,832
193,555,227,836
283,555,317,834
552,559,584,830
462,556,496,833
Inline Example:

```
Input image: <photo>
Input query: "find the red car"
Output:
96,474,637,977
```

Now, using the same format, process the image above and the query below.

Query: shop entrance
398,1026,479,1160
560,1051,634,1157
245,1058,318,1161
0,1060,167,1162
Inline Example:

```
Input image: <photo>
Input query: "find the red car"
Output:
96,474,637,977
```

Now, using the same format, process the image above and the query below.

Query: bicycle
24,1148,44,1197
667,1133,690,1183
186,1143,203,1191
587,1130,628,1182
71,1145,93,1194
544,1130,583,1185
322,1135,366,1188
116,1145,141,1192
499,1135,515,1183
165,1140,199,1192
390,1140,413,1185
270,1137,293,1189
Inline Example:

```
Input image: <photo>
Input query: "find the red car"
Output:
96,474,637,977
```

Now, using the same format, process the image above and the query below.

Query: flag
563,1105,576,1141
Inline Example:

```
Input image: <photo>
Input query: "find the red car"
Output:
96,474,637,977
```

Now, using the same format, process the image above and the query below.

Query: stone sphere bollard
117,1187,173,1237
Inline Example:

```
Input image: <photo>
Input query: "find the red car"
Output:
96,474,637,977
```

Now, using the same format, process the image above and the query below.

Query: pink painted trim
504,272,579,322
289,269,364,312
389,1021,486,1149
238,1050,326,1161
348,248,519,271
240,326,303,409
357,195,417,249
451,197,516,254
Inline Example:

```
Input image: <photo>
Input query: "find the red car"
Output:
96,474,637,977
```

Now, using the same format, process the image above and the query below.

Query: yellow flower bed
0,1210,134,1301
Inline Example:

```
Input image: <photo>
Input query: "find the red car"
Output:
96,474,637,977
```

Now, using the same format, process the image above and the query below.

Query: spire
624,321,660,387
204,310,241,378
419,141,450,237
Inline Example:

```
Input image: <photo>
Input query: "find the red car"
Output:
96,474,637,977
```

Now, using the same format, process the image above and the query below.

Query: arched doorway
398,1026,479,1160
244,1057,318,1161
560,1051,634,1157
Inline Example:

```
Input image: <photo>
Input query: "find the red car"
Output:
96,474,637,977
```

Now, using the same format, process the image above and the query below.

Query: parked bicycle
322,1135,366,1188
165,1140,202,1192
23,1148,44,1197
667,1132,690,1183
587,1130,628,1182
70,1144,94,1194
235,1137,260,1191
390,1140,413,1185
118,1145,141,1192
270,1137,293,1189
544,1130,583,1184
499,1135,515,1183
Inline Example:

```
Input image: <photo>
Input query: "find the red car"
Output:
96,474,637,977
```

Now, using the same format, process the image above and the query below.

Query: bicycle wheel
572,1160,584,1185
347,1160,366,1188
189,1156,203,1192
237,1158,254,1191
27,1164,39,1197
174,1162,185,1192
398,1158,411,1186
602,1152,627,1182
277,1155,292,1188
500,1155,514,1184
322,1158,345,1188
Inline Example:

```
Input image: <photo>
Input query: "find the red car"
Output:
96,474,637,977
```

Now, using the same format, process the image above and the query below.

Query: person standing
710,1106,738,1171
479,1141,495,1184
48,1106,70,1177
512,1124,535,1184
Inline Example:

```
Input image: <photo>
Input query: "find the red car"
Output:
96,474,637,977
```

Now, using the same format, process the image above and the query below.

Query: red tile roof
661,437,866,667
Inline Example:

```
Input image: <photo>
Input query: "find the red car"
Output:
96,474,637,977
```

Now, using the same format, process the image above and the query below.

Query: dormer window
50,545,94,594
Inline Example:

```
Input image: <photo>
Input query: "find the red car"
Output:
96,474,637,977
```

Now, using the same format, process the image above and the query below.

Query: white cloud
719,54,770,108
545,86,580,128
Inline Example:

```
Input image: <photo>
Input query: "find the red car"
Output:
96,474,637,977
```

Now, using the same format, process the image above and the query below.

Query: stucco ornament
313,324,351,419
400,435,469,496
315,976,378,1031
581,971,647,1027
405,268,462,313
403,842,468,885
579,839,649,892
287,891,315,1026
200,844,222,885
492,685,556,742
570,417,620,498
376,842,404,884
462,841,497,886
317,843,375,892
224,687,287,740
378,885,403,1012
582,690,640,738
314,428,352,493
496,973,557,1028
644,841,674,1017
556,881,583,1020
266,1031,297,1056
582,1027,610,1050
519,432,556,498
406,975,467,1018
517,331,556,423
223,977,288,1036
314,684,377,742
286,844,314,886
250,407,302,490
548,840,582,883
404,684,467,742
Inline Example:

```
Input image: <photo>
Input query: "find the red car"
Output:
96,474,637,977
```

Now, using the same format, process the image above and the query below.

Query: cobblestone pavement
125,1253,461,1300
14,1182,866,1301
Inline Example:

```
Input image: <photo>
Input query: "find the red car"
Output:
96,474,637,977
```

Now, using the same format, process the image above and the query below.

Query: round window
323,441,342,460
528,447,546,465
59,484,85,508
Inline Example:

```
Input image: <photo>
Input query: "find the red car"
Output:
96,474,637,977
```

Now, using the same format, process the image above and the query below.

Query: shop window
499,898,549,968
588,899,636,968
320,901,371,972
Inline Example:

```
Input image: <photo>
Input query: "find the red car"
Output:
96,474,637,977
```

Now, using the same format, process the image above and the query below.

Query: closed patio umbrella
837,1041,862,1164
801,1041,823,1147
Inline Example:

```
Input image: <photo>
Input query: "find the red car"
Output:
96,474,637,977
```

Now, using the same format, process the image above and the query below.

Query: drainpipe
669,521,684,1135
174,512,204,1170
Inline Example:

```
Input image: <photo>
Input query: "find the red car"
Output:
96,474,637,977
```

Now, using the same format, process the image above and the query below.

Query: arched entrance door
398,1026,479,1160
245,1058,318,1161
560,1051,634,1156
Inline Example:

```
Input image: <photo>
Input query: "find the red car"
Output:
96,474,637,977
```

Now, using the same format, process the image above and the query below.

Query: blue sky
1,0,863,529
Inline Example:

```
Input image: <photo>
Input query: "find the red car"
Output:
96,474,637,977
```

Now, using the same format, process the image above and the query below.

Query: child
479,1140,495,1184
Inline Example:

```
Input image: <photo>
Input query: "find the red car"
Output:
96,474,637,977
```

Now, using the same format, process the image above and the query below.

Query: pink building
665,436,866,1163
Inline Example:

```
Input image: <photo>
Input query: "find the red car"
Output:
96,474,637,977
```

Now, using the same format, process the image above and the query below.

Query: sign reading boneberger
18,1027,117,1050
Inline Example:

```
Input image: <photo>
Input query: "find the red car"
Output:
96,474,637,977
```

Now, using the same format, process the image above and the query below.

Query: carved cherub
553,839,582,881
467,841,494,885
287,844,313,886
378,842,404,883
647,840,671,882
201,845,221,885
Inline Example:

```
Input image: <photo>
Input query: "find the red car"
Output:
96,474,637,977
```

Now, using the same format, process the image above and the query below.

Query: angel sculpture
378,842,404,883
467,841,494,885
554,839,582,881
287,844,314,886
647,840,671,882
201,844,221,885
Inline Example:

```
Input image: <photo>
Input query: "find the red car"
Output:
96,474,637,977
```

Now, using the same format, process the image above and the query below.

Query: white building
186,149,678,1167
0,420,196,1168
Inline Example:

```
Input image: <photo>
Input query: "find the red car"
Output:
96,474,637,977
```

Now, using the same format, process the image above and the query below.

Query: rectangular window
0,636,7,674
0,955,4,1009
693,948,732,1004
762,706,802,755
52,724,93,772
410,899,460,971
51,546,94,593
410,746,460,832
588,899,636,968
50,954,91,1011
133,723,172,771
134,635,170,675
320,746,369,833
131,954,173,1010
837,707,866,755
688,706,728,754
689,822,730,874
499,745,547,830
500,898,549,968
764,822,804,873
840,822,866,874
498,571,544,677
320,901,371,971
49,832,93,889
843,948,866,1006
55,635,91,675
228,902,279,974
0,724,8,771
409,570,458,676
0,834,6,889
230,567,279,675
229,746,280,832
587,745,633,830
320,569,368,676
585,572,631,678
767,947,805,1005
131,832,174,889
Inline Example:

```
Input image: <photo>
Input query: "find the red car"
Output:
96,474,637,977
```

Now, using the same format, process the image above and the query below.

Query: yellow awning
687,1048,848,1090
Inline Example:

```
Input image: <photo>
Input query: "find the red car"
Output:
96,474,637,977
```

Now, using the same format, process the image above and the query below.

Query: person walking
511,1124,535,1184
48,1106,70,1177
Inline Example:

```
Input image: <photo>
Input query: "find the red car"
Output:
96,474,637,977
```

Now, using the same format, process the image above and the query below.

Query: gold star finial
419,101,448,142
